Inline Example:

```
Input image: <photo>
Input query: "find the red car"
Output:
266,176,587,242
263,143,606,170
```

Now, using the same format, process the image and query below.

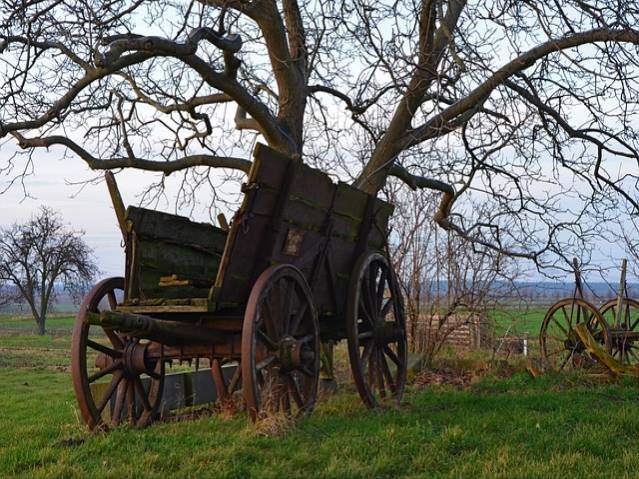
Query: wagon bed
120,144,393,333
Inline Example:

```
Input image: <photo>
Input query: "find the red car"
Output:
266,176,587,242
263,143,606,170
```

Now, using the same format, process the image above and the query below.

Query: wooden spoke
383,345,401,367
361,341,374,369
289,379,304,408
289,301,309,336
359,294,375,327
107,290,118,310
558,350,574,371
86,339,122,358
96,371,124,414
104,329,124,350
111,381,127,427
358,331,374,340
380,352,396,394
262,301,281,342
381,298,393,318
87,360,122,383
560,306,572,327
295,334,314,344
256,355,276,371
258,330,278,350
126,380,136,424
376,350,386,398
134,375,152,411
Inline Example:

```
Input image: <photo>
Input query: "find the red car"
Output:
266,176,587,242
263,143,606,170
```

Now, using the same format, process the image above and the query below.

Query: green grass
490,308,547,337
0,314,75,334
4,314,639,478
3,367,639,478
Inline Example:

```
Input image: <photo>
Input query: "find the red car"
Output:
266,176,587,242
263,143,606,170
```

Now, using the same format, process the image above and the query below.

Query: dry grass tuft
252,412,295,438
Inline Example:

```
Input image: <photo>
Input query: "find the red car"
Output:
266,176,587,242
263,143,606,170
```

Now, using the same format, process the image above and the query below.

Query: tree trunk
36,315,45,335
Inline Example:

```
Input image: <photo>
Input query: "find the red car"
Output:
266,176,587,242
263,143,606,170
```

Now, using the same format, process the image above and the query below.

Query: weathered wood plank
574,323,639,376
91,310,227,345
126,207,227,252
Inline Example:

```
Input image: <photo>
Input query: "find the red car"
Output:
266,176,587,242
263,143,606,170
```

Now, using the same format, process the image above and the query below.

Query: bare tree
2,2,639,266
389,186,523,364
0,207,97,334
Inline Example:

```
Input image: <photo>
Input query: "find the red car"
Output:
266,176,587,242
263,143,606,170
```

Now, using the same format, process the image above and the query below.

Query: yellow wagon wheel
540,298,611,371
599,298,639,365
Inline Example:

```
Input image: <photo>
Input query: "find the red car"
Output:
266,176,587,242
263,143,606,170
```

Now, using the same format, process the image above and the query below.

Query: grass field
4,312,639,478
490,308,547,337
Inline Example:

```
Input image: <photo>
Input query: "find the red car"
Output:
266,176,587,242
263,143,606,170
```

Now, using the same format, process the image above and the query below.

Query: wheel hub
373,320,403,345
123,341,154,376
278,336,314,371
563,339,584,353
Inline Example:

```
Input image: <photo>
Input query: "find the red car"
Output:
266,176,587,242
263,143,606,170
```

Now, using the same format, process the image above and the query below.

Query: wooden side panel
125,207,227,300
213,143,395,318
213,144,291,303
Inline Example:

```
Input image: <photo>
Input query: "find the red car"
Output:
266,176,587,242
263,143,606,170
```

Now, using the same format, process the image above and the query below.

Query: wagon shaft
87,310,228,346
609,330,639,341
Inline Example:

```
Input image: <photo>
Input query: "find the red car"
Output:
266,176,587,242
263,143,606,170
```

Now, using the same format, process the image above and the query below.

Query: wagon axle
373,321,405,346
277,335,315,372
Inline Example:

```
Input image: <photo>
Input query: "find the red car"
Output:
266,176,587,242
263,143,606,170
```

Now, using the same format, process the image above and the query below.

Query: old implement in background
539,258,639,372
539,258,611,371
71,143,407,430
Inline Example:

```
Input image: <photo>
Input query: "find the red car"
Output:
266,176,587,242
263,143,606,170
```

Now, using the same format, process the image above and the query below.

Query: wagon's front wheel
71,277,165,430
241,265,320,422
347,251,407,408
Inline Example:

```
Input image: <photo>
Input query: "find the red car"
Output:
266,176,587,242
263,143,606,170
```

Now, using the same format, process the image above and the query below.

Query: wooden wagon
71,143,408,429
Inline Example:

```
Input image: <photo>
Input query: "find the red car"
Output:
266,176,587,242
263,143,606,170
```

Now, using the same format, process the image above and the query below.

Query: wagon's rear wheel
71,277,165,430
540,298,611,371
242,265,320,422
347,251,407,408
599,298,639,365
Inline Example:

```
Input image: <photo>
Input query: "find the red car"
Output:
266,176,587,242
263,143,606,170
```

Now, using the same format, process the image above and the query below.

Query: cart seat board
125,207,227,302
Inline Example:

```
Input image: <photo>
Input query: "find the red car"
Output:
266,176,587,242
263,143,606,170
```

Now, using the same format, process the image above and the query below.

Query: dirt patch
413,367,476,389
413,360,519,389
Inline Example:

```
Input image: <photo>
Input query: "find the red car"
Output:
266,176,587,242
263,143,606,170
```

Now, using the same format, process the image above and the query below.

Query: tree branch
10,132,252,174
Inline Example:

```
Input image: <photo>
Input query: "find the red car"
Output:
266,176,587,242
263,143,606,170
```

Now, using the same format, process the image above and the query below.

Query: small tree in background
0,281,17,309
0,207,97,334
389,187,524,365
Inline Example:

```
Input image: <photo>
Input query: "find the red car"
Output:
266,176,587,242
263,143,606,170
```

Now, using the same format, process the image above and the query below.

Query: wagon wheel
211,359,242,405
241,265,320,422
71,277,165,430
599,298,639,365
539,298,611,371
346,251,407,408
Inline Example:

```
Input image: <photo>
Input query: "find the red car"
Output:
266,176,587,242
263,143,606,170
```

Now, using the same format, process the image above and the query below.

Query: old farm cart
71,144,407,429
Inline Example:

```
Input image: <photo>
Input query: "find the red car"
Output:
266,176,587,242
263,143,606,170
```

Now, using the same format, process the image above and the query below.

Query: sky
0,143,239,278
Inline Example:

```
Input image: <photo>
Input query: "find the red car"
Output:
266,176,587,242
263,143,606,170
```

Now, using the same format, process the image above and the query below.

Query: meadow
2,312,639,478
